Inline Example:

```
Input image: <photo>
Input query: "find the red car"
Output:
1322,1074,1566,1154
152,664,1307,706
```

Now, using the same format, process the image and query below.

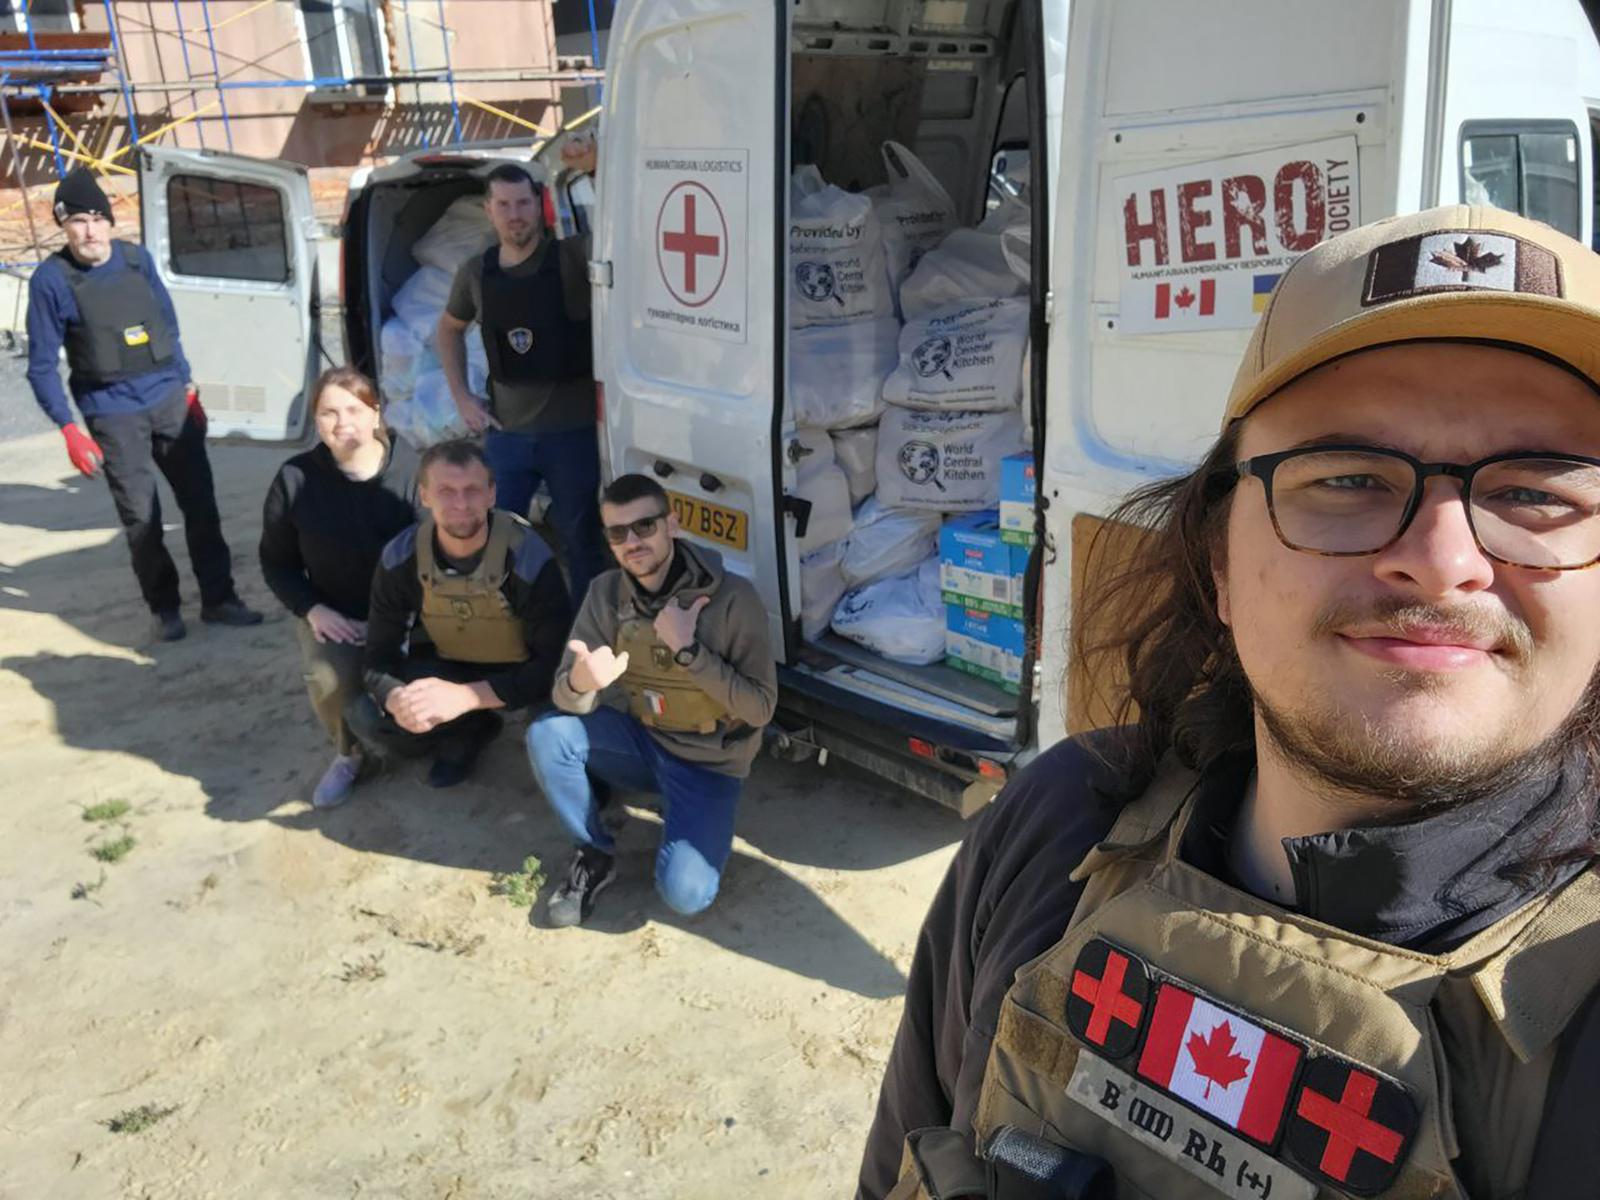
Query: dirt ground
0,429,965,1199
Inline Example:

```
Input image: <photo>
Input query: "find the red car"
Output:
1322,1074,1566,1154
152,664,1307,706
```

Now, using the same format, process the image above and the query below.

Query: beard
620,543,669,580
504,224,537,248
439,514,487,541
1252,597,1592,816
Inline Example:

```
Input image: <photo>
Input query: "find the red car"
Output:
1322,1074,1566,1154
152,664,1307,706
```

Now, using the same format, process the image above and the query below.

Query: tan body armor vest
614,613,729,734
416,512,532,665
893,762,1600,1200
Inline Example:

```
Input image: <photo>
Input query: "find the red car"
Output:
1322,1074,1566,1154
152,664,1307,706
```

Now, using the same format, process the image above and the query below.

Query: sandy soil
0,429,964,1199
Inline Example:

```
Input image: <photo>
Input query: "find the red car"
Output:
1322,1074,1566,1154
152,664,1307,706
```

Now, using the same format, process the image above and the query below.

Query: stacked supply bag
380,192,497,450
782,142,1033,677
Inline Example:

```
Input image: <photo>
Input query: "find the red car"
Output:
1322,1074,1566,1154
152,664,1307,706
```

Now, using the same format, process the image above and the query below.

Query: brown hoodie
551,539,777,777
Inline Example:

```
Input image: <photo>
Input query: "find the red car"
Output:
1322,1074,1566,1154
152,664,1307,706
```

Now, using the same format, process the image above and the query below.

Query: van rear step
799,634,1017,718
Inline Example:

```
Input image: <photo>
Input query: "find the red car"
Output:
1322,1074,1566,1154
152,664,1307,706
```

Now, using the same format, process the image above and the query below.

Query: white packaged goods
841,496,940,587
387,365,468,451
799,539,848,642
831,426,878,506
875,407,1027,512
466,326,490,396
792,426,836,480
830,557,945,665
412,194,497,273
872,141,958,295
789,168,894,328
883,298,1029,413
900,227,1027,321
380,316,423,400
392,265,455,344
793,462,853,556
790,318,898,429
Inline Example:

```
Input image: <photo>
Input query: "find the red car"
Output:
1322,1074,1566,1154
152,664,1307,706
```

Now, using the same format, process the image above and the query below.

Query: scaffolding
0,0,609,270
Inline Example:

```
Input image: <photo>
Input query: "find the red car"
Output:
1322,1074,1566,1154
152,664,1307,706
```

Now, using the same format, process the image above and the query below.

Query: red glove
62,424,105,477
185,384,207,436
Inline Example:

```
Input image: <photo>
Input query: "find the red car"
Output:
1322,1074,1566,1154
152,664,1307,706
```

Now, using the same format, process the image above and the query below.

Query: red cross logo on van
656,181,729,308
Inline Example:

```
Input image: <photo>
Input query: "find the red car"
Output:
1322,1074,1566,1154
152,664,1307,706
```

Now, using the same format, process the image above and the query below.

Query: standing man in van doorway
436,158,608,603
23,167,262,643
525,473,778,928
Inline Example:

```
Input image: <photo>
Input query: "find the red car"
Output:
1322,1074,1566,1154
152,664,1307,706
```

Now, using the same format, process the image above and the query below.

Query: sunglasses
603,511,668,545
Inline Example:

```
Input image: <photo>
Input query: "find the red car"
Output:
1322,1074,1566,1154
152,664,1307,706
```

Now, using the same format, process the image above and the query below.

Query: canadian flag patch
1135,982,1303,1147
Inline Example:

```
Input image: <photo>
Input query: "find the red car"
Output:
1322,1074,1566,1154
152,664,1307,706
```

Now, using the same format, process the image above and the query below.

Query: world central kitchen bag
882,297,1029,413
789,166,894,328
875,407,1027,512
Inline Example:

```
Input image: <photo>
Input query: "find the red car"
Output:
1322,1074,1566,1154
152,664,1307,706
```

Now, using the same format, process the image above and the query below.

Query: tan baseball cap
1224,204,1600,425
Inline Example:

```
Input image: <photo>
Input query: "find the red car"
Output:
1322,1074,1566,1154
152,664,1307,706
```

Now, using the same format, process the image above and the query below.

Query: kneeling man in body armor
526,473,777,927
346,439,571,790
860,206,1600,1200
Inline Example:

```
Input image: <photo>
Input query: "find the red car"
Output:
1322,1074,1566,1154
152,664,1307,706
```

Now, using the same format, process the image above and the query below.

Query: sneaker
200,598,264,626
312,752,363,809
152,610,186,642
547,846,616,928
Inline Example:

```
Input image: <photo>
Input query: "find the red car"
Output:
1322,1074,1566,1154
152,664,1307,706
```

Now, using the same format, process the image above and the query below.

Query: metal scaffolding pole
0,81,46,264
169,0,206,148
434,0,464,143
398,0,428,149
194,0,234,150
98,0,143,160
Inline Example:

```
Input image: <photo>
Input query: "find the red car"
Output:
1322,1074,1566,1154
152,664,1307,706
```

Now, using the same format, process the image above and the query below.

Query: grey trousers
293,618,366,756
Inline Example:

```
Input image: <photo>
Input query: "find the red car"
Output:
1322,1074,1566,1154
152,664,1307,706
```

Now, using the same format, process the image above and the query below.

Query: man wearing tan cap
858,206,1600,1200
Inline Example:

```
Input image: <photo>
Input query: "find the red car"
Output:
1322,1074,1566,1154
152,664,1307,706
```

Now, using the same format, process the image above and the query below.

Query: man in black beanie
23,167,261,641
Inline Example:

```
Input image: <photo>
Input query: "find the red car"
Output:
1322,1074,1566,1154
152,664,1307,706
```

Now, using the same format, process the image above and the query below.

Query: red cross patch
1283,1057,1417,1195
1066,938,1151,1060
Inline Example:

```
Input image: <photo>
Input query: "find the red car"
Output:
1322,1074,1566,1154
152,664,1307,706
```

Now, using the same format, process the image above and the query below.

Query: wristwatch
673,641,700,667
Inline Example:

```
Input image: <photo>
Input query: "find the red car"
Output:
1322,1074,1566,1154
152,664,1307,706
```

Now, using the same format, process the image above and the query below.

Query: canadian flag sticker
1136,983,1303,1148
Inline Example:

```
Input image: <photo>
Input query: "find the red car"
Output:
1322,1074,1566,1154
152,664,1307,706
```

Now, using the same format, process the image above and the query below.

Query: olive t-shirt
445,235,594,434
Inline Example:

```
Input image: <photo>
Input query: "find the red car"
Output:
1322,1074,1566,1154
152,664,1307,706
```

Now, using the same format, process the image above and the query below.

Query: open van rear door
592,0,788,653
137,146,318,441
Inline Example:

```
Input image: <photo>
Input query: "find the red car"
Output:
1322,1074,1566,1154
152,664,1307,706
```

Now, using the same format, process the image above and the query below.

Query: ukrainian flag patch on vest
1063,938,1419,1199
122,323,150,346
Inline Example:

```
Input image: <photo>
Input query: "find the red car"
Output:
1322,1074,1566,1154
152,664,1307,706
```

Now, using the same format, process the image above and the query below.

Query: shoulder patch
381,523,420,572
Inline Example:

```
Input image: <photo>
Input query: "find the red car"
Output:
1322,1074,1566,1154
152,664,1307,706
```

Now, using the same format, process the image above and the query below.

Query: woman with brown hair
260,366,419,807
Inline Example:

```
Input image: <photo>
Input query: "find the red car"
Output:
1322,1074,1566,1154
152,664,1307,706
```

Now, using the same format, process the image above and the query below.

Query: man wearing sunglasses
526,473,776,927
860,207,1600,1200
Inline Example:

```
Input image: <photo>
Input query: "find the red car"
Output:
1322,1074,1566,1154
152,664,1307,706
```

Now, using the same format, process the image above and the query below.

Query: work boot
200,597,264,626
312,751,364,809
547,846,616,928
152,609,186,642
426,712,502,788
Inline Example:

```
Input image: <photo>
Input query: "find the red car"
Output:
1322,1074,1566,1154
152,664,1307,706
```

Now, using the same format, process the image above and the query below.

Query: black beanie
53,167,114,225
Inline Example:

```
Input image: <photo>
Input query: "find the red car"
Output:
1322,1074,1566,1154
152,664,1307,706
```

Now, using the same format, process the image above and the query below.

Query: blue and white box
999,452,1035,545
939,510,1028,619
945,604,1025,693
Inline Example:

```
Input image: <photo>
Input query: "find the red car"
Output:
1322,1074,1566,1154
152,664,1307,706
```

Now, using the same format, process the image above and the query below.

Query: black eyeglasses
1235,444,1600,570
603,511,668,545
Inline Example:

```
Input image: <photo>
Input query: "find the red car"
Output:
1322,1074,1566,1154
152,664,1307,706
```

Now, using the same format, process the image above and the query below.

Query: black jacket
259,441,420,620
364,513,572,710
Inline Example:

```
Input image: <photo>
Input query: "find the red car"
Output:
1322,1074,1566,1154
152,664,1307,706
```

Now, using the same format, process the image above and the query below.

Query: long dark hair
1071,421,1600,884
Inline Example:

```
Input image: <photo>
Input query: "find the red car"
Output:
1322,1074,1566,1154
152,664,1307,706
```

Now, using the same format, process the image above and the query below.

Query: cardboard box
945,604,1024,693
999,452,1035,546
939,511,1028,619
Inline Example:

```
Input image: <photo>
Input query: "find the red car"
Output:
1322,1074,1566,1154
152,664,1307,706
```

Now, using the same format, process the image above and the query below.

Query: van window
166,175,291,284
1460,121,1580,238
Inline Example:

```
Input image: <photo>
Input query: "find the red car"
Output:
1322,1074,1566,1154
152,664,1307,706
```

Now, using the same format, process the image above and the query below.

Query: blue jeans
483,424,608,603
526,706,743,915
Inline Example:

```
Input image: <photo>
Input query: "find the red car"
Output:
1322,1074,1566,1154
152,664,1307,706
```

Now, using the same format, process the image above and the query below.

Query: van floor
802,634,1017,718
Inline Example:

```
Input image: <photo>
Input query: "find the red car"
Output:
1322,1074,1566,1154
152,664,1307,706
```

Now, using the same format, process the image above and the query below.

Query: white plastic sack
872,141,958,297
830,557,945,665
876,407,1026,512
790,171,894,328
794,461,853,556
790,318,898,430
840,496,940,587
883,298,1029,413
831,426,878,507
380,316,423,400
466,324,490,395
387,365,468,451
413,194,497,273
799,538,848,642
900,228,1026,321
792,427,836,481
392,265,455,344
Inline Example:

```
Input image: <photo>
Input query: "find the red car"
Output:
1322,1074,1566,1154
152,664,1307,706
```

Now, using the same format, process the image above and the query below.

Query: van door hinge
588,259,613,288
782,494,813,540
1043,289,1055,325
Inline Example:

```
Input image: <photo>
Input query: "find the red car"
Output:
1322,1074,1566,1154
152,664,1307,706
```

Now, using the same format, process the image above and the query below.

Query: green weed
89,835,136,864
81,799,130,823
102,1103,178,1134
488,856,547,908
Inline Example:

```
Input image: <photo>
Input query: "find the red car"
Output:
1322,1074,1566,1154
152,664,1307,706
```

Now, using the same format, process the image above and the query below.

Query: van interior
776,0,1047,803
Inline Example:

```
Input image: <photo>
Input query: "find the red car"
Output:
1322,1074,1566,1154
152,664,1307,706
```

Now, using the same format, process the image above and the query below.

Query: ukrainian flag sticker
1252,274,1281,313
122,324,150,347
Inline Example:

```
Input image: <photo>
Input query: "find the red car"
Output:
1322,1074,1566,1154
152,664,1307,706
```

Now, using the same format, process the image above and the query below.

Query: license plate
667,490,747,551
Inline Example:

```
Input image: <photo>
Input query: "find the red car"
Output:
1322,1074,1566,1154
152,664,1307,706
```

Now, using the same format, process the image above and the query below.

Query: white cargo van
130,139,580,441
589,0,1600,814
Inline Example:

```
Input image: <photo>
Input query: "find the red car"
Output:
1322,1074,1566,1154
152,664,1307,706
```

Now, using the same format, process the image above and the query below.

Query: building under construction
0,0,610,266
